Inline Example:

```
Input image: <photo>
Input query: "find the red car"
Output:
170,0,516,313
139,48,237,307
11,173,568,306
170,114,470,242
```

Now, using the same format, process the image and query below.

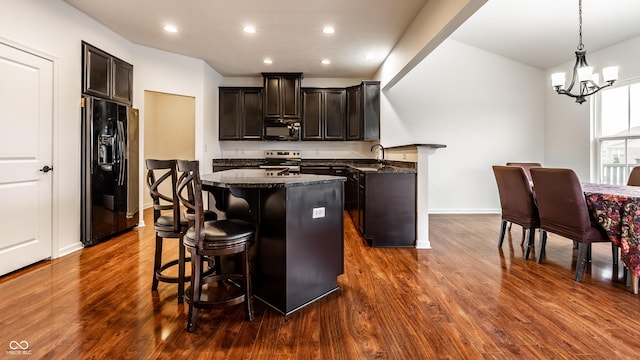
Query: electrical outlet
312,207,325,219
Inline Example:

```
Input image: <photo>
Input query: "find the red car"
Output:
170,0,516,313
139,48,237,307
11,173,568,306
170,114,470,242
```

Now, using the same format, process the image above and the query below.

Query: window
596,80,640,184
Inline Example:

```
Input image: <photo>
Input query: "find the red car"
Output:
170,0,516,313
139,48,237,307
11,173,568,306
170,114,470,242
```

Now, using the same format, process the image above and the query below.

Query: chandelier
551,0,618,104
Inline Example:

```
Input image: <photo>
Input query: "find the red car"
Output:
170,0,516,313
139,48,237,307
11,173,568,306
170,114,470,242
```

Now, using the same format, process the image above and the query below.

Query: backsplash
219,141,378,159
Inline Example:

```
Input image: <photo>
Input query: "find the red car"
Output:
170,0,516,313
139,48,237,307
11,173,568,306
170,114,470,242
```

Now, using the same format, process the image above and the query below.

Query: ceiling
451,0,640,70
63,0,428,78
63,0,640,78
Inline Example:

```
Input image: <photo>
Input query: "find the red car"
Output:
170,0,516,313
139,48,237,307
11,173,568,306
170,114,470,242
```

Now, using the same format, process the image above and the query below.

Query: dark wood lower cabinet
347,170,416,247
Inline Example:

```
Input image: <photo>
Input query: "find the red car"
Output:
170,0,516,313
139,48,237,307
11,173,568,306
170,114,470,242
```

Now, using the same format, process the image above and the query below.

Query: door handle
39,165,53,173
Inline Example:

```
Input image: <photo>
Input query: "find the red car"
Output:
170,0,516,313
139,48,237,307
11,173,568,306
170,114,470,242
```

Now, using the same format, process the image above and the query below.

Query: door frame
0,36,60,259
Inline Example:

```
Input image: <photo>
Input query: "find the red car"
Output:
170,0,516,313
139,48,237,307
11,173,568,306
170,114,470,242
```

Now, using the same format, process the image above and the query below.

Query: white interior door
0,42,53,276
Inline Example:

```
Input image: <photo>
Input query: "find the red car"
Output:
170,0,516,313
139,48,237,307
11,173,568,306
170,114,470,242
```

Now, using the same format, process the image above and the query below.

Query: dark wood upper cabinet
324,89,346,140
82,42,133,105
301,88,346,141
263,73,302,119
219,87,263,140
242,88,263,139
347,81,380,141
112,58,133,105
346,86,361,140
302,89,323,140
83,44,111,99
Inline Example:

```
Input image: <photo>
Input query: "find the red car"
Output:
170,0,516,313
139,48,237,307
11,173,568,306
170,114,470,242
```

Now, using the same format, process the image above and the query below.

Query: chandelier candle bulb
603,66,619,83
578,66,593,82
552,73,566,89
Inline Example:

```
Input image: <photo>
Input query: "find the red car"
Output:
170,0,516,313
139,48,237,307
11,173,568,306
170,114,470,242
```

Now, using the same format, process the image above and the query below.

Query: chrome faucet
370,144,385,163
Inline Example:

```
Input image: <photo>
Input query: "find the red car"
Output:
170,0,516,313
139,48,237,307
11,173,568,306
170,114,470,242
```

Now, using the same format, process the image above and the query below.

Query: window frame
594,77,640,184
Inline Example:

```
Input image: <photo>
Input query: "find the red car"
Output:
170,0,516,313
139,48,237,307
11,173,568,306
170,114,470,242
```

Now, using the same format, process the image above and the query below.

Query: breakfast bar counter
201,169,345,314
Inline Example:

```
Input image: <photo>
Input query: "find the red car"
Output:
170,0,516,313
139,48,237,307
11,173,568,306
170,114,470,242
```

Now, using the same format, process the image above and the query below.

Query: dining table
583,183,640,294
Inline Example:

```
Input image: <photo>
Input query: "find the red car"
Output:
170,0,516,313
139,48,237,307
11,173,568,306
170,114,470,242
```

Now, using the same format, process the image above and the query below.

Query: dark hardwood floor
1,210,639,359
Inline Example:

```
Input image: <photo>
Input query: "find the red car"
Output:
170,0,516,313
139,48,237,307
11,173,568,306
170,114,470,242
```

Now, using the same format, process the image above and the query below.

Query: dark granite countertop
211,158,417,174
201,169,346,189
385,143,446,150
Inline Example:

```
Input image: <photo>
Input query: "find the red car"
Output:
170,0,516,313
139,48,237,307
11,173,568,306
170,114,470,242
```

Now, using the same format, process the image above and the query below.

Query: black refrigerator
81,96,139,246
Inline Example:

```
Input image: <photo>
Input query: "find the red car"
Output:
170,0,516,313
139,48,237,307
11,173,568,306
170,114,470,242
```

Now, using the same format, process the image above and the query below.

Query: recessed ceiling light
364,54,375,60
322,26,335,34
321,59,331,65
243,26,256,34
163,24,178,33
263,58,273,64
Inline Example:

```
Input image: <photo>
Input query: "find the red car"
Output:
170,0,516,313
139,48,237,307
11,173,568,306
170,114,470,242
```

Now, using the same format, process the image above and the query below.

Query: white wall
381,39,545,213
545,35,640,181
0,0,223,256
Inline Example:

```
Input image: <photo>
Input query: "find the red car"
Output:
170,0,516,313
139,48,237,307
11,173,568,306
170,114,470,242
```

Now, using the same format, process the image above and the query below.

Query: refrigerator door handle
117,120,126,186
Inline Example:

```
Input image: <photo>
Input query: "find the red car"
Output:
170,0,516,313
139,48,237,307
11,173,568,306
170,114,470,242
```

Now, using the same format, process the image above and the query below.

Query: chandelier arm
562,55,582,94
555,82,614,99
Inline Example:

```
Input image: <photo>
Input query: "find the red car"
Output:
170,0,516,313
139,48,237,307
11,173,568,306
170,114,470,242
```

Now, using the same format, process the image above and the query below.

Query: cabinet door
358,172,365,234
362,81,380,141
346,86,361,140
242,89,263,139
324,89,346,140
301,89,322,140
264,76,281,118
300,166,332,175
281,75,300,118
219,89,242,140
83,44,111,99
112,58,133,105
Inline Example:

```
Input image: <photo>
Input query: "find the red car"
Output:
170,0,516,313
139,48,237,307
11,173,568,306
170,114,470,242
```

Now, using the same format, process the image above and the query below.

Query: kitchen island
201,169,345,315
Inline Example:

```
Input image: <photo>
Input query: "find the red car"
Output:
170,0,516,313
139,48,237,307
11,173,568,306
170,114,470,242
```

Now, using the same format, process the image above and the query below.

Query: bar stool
145,159,190,303
176,159,255,332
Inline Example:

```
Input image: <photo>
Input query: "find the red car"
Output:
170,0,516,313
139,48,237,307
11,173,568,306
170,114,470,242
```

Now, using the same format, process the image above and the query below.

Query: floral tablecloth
583,183,640,277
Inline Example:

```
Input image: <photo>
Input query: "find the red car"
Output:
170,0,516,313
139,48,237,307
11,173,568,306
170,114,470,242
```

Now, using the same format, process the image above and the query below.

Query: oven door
264,120,300,141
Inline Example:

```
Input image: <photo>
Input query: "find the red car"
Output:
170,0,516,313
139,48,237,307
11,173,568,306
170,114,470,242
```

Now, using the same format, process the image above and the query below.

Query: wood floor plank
1,211,640,359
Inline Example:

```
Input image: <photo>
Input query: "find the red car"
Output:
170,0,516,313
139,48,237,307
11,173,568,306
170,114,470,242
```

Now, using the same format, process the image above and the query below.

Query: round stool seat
184,219,254,249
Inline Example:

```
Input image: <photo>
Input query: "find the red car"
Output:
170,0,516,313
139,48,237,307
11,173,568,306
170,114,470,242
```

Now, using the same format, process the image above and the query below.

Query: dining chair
530,167,618,282
145,159,190,303
627,166,640,186
176,160,255,332
492,166,540,259
505,162,541,239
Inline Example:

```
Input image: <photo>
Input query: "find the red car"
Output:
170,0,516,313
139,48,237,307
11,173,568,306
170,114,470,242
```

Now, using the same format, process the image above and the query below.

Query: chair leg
536,231,547,264
152,235,163,291
574,243,590,282
498,220,508,247
524,228,535,260
508,222,512,231
214,255,223,286
243,244,253,321
187,250,202,333
177,239,186,304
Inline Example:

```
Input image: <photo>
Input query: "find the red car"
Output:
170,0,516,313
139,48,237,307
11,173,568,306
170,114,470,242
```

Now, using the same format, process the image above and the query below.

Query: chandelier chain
577,0,584,50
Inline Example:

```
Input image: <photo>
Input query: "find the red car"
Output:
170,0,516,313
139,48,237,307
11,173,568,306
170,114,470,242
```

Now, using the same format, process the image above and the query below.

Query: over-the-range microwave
264,119,300,141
